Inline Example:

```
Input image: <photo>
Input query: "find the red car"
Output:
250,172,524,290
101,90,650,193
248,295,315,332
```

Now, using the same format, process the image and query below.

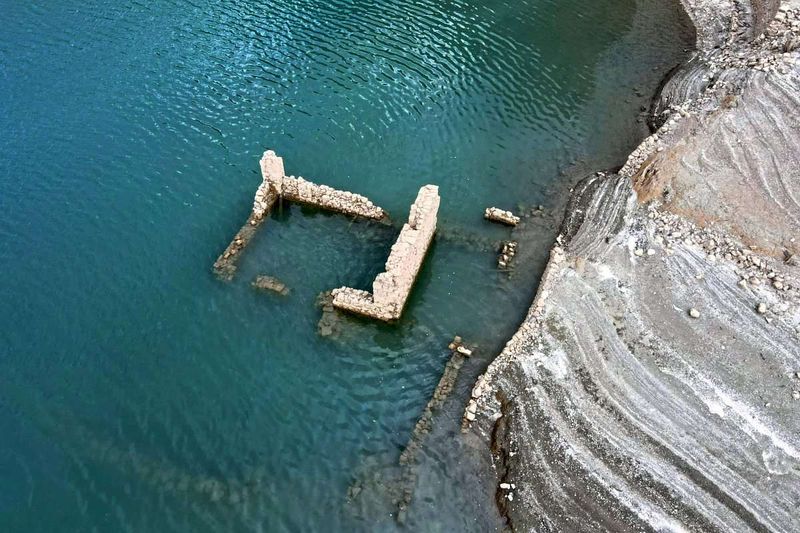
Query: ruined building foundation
332,185,439,321
213,150,388,279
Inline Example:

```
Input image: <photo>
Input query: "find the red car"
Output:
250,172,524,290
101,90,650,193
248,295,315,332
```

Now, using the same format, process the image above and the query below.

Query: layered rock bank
468,0,800,531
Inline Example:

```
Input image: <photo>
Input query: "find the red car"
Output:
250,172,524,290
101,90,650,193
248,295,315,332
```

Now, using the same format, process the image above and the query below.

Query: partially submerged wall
260,151,386,220
214,150,388,279
332,185,439,321
253,151,284,218
484,207,520,226
277,176,386,220
465,1,800,531
213,151,284,279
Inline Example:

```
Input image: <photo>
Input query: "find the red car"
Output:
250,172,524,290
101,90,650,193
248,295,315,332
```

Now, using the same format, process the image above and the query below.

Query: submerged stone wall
484,207,520,226
260,151,386,220
213,152,284,279
214,150,388,279
212,212,268,280
277,176,386,220
332,185,439,321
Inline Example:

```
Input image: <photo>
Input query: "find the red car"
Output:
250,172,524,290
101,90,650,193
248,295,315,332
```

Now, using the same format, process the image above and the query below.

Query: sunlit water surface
0,0,692,531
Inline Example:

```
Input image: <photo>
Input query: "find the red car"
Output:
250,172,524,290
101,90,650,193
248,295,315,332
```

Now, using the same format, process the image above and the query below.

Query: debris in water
252,275,289,296
484,207,520,226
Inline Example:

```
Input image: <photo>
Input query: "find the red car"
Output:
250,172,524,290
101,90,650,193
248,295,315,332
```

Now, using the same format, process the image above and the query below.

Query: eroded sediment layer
468,1,800,531
332,185,439,321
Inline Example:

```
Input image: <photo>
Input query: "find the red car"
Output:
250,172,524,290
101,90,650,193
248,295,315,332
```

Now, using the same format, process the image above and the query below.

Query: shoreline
466,0,800,530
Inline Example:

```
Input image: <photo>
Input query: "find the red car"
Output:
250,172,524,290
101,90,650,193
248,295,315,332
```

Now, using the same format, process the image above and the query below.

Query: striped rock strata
466,0,800,531
214,150,387,279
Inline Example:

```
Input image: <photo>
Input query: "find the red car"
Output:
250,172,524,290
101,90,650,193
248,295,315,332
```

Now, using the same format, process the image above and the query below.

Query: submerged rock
484,207,521,226
394,335,476,521
252,275,289,296
315,291,342,338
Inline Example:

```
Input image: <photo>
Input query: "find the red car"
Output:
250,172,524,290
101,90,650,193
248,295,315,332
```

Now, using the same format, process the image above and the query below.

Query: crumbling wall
374,185,439,307
254,151,284,217
332,185,439,321
484,207,520,226
215,150,388,279
259,151,386,220
329,287,394,321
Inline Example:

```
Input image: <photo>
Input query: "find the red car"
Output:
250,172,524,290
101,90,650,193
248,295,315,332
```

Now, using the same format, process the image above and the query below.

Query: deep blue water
0,1,691,531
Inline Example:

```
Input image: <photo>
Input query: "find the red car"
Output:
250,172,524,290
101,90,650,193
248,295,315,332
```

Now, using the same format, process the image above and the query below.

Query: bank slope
467,0,800,531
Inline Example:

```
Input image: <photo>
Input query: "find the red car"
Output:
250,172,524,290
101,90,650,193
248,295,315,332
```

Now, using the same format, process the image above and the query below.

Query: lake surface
0,1,692,531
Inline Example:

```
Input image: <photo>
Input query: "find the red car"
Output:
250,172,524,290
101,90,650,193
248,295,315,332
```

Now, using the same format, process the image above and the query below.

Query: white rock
456,346,473,356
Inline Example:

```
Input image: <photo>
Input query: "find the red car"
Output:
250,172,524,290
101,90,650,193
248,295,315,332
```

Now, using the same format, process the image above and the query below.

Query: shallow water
0,1,692,531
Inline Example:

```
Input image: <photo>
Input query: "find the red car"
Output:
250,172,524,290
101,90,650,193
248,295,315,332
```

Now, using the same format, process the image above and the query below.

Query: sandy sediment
467,0,800,531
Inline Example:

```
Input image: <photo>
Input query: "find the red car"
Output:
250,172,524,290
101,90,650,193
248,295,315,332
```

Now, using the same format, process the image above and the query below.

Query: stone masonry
484,207,520,226
260,151,386,220
252,150,284,218
213,150,388,279
332,185,439,321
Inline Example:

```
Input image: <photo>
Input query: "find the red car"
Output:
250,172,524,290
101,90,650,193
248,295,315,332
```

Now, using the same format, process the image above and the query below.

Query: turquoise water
0,0,692,531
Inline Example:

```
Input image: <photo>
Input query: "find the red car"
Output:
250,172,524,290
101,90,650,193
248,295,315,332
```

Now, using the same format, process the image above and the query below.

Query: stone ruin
251,275,289,296
484,206,520,226
259,151,386,220
395,335,473,523
497,241,518,269
332,185,440,321
213,150,388,280
214,150,440,323
252,150,285,218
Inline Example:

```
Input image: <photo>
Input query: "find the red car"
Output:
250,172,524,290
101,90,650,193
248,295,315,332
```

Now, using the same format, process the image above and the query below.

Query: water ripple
0,0,693,530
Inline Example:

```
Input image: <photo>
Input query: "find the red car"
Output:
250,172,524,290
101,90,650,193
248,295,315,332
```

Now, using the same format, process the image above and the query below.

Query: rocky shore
467,0,800,531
